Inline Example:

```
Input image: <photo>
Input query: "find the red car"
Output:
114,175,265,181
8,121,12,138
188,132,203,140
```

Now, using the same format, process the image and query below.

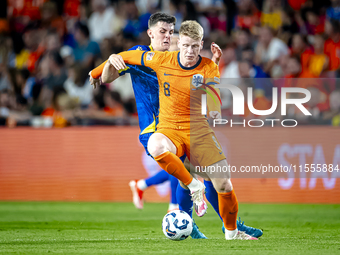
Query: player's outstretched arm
118,50,146,66
108,54,127,72
89,50,153,89
88,60,108,89
102,55,122,83
89,54,125,86
210,42,222,66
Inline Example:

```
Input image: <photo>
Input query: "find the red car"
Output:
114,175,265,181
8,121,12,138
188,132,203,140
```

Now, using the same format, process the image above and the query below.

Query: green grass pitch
0,202,339,254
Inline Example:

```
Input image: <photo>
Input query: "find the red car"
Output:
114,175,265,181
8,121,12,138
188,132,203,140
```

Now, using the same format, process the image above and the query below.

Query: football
162,210,193,241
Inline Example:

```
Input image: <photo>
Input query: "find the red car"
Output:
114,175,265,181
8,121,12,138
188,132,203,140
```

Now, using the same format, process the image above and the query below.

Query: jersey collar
149,45,154,51
177,52,202,70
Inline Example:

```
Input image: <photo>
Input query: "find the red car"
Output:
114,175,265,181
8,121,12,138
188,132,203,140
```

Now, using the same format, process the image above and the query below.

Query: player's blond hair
179,21,204,40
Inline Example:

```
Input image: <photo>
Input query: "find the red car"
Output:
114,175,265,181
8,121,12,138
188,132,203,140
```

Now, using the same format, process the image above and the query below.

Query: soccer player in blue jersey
89,12,262,239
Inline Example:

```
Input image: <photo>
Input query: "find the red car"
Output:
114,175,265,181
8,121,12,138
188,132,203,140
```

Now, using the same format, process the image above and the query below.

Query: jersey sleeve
90,46,146,79
90,60,107,79
91,49,162,79
118,50,163,72
118,46,148,76
141,51,164,70
118,50,144,66
205,66,222,114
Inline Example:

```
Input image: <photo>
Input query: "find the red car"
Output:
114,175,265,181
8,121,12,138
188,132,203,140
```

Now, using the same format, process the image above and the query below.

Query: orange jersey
118,50,221,130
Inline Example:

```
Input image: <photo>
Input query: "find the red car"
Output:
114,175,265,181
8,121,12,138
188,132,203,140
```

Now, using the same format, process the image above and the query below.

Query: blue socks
145,170,170,187
144,170,178,205
176,180,223,221
176,184,193,217
143,170,221,221
169,175,178,204
204,180,222,221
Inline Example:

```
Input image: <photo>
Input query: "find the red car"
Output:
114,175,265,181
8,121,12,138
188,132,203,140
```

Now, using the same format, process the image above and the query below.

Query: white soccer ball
162,210,193,241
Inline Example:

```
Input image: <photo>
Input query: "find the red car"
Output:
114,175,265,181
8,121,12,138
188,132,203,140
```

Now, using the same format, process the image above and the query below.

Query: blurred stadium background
0,0,339,205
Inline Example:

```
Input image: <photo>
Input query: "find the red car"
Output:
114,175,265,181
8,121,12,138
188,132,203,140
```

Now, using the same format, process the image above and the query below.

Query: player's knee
147,142,165,157
147,135,168,157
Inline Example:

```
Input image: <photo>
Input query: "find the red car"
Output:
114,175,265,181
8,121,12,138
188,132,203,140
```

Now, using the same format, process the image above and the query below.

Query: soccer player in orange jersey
106,21,257,240
90,14,263,239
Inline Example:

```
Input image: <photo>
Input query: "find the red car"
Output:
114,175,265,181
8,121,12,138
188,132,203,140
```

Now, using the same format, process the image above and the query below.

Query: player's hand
88,71,101,89
108,54,127,71
209,111,221,119
211,42,222,65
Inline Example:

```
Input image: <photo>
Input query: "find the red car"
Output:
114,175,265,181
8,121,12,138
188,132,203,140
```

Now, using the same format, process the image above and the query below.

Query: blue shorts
139,133,187,162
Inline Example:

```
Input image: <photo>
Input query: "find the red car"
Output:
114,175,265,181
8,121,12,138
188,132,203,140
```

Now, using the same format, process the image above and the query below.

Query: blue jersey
119,45,159,136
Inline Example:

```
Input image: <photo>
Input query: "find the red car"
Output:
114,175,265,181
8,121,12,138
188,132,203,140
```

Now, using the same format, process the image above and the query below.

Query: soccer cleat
237,217,263,238
222,217,263,238
129,180,144,209
225,230,258,240
190,220,208,239
191,181,208,217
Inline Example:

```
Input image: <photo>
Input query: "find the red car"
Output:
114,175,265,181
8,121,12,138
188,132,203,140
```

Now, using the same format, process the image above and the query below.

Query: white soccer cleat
225,230,258,240
129,180,144,209
191,181,207,217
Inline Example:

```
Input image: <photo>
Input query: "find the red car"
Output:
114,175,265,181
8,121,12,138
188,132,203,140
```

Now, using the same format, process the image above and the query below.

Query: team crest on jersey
146,52,155,61
192,74,204,88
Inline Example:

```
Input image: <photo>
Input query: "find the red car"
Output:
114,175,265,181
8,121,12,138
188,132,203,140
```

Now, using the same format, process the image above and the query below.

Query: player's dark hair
148,12,176,29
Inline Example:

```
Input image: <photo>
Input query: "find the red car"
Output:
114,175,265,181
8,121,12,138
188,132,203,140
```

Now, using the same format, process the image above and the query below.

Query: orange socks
154,151,193,185
218,189,239,230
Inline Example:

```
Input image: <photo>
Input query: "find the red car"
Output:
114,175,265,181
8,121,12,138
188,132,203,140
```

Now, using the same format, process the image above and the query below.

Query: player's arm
102,58,120,83
89,54,126,87
88,61,107,89
89,50,161,88
210,42,222,66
